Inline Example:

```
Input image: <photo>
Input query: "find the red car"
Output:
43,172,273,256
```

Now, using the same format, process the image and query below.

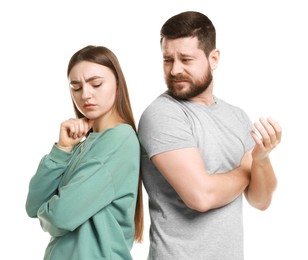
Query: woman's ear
208,49,220,70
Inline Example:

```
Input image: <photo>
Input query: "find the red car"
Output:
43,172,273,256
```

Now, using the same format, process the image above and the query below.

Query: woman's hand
56,118,94,152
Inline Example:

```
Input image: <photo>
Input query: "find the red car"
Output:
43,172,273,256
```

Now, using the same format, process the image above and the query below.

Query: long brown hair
67,45,144,242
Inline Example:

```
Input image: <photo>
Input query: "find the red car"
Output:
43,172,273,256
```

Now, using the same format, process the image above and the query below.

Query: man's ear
208,49,220,70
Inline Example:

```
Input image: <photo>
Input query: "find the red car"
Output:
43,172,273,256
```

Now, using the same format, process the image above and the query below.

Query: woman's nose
81,85,92,100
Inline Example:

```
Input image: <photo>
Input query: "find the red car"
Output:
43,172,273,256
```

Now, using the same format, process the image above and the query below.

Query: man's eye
93,84,102,88
163,59,173,63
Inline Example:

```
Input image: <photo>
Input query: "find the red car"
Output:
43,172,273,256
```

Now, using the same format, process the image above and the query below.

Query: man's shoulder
141,92,180,116
138,93,188,132
149,92,177,105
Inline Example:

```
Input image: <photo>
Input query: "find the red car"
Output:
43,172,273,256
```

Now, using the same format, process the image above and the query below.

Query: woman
26,45,143,259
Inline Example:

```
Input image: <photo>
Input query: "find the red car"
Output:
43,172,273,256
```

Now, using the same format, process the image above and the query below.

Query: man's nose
170,60,184,76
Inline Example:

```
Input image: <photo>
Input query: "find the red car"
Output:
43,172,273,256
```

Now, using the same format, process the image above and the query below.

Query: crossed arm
151,117,282,212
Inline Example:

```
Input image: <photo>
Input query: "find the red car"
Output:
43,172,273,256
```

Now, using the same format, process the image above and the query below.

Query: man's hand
250,117,282,162
244,117,281,210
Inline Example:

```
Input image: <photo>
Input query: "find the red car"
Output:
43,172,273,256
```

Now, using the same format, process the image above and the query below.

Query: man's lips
173,80,187,83
172,80,189,85
170,77,190,83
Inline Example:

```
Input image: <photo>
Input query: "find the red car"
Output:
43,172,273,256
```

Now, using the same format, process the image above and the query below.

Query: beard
166,66,213,100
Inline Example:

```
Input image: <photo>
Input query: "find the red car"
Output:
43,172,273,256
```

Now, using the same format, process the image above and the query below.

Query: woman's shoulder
84,124,139,158
90,124,135,138
94,124,138,146
105,124,136,139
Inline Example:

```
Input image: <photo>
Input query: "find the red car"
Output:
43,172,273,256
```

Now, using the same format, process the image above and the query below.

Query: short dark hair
160,11,216,57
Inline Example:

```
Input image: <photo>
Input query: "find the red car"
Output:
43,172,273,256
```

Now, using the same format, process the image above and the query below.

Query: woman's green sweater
26,124,140,260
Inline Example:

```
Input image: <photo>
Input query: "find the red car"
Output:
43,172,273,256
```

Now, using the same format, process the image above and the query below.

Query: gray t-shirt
138,93,254,260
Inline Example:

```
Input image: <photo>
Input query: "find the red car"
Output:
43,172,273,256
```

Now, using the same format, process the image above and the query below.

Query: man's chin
167,89,189,100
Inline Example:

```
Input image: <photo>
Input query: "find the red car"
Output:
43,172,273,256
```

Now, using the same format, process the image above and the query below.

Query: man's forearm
244,157,277,210
204,165,250,210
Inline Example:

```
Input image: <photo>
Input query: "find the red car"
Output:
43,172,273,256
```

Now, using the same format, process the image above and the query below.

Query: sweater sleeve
37,158,115,237
36,126,140,237
25,144,73,218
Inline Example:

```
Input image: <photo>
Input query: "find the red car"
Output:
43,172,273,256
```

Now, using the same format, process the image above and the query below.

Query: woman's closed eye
70,83,82,91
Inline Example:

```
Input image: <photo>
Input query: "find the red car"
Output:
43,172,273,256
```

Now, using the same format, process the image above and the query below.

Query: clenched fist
56,118,94,152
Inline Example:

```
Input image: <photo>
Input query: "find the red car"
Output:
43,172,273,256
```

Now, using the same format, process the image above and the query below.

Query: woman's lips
84,104,96,109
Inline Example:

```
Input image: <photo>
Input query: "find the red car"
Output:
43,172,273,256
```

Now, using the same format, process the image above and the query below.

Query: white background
1,0,307,259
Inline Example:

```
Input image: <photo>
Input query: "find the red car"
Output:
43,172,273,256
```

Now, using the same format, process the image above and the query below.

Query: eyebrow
163,53,194,59
69,76,104,85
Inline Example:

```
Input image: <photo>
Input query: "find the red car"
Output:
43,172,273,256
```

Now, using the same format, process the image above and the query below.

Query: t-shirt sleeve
138,96,197,158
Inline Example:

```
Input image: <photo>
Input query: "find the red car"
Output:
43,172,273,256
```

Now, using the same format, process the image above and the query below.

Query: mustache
168,75,190,81
167,75,191,84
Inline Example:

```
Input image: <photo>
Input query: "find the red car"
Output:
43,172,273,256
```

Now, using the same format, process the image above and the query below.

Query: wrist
56,143,74,152
252,156,271,167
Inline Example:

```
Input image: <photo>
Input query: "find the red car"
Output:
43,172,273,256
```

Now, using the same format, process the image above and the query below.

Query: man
138,11,282,260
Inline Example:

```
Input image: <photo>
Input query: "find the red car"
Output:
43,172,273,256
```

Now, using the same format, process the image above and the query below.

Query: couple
26,11,281,260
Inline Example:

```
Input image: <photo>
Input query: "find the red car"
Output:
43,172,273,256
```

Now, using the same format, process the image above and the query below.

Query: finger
71,122,79,139
77,119,91,138
253,120,271,147
259,117,277,146
68,119,82,139
81,117,94,134
66,121,76,138
267,117,282,144
250,130,263,146
76,119,86,138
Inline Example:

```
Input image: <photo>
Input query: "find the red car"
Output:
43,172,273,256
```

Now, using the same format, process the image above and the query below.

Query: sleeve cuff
49,143,73,163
